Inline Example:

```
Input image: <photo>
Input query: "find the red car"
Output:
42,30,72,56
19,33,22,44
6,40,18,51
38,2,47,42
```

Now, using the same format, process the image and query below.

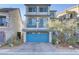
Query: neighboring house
0,8,23,45
57,5,79,21
23,4,56,43
57,5,79,40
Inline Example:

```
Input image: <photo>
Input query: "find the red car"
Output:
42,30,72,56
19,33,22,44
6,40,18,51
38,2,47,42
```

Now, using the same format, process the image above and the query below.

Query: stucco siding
6,9,22,41
57,5,79,17
24,4,52,43
0,9,23,42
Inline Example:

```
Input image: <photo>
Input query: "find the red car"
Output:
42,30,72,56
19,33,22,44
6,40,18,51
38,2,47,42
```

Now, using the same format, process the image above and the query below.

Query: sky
0,4,25,21
0,4,77,21
51,4,76,12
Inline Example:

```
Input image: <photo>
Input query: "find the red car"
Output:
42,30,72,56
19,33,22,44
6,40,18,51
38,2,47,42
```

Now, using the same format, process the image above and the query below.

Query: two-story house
57,5,79,40
23,4,54,43
0,8,23,45
57,5,79,21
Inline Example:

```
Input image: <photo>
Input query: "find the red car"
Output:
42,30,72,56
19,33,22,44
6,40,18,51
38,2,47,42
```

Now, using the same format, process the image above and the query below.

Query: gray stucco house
23,4,56,43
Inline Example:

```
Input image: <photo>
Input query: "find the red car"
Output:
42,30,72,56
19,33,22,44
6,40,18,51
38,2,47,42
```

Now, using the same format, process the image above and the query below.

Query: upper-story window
39,7,48,12
28,7,37,12
38,18,48,28
27,18,37,28
27,17,48,28
0,16,7,26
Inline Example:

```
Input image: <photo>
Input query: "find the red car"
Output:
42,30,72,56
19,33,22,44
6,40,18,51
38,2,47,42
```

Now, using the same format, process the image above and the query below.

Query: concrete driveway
12,42,56,52
0,42,79,55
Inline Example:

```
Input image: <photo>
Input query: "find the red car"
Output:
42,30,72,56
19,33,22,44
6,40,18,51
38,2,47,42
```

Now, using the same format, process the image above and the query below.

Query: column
37,17,39,29
23,32,26,43
49,32,52,43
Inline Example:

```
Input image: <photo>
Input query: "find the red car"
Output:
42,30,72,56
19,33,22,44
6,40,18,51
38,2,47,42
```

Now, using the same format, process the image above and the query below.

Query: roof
24,4,51,6
0,8,18,12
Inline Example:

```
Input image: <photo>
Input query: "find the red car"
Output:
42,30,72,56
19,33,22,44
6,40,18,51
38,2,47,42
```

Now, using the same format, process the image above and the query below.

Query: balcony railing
26,12,50,16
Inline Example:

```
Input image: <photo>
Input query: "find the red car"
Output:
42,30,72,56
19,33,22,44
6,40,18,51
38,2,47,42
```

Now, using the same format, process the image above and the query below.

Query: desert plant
67,36,78,45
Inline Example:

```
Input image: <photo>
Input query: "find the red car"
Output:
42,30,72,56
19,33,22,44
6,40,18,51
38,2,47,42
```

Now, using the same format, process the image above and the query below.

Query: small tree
48,19,65,44
48,18,77,45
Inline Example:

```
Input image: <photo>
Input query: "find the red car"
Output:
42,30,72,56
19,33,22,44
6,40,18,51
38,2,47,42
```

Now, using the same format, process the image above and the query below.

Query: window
38,18,48,28
27,18,37,28
39,7,48,12
0,16,7,26
28,7,37,12
50,12,56,18
70,14,73,18
66,14,70,19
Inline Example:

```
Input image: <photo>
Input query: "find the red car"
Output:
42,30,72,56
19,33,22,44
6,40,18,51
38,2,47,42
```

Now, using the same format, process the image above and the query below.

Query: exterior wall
7,9,23,41
0,12,10,42
0,9,23,43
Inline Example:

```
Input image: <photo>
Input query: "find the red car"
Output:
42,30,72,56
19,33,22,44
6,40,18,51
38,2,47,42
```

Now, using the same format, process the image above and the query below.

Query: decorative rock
0,44,2,47
56,41,59,44
69,45,74,49
9,44,13,47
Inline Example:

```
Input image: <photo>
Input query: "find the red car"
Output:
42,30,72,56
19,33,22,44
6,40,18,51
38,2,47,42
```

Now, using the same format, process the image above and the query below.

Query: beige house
0,8,23,45
57,5,79,20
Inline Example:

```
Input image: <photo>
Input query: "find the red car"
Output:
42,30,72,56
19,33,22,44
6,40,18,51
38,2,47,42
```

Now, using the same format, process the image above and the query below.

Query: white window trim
39,6,48,12
0,16,9,28
28,6,37,12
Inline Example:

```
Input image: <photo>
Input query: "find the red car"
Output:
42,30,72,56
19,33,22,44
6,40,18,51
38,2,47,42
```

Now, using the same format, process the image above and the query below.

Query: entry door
0,31,5,44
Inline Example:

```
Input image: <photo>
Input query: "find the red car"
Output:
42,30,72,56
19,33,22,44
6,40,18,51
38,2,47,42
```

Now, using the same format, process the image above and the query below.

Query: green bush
16,39,20,45
7,38,14,47
67,36,78,45
52,36,58,44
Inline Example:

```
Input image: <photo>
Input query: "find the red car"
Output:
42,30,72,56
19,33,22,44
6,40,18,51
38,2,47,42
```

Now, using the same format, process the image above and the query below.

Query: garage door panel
26,32,49,42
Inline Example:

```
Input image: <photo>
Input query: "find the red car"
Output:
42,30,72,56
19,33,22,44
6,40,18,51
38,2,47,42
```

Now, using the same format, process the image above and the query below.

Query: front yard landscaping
48,16,79,48
0,35,23,48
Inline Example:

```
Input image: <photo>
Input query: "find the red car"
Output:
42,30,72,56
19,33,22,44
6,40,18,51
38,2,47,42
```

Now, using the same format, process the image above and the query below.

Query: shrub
52,36,58,44
7,38,14,47
16,39,20,45
67,36,78,45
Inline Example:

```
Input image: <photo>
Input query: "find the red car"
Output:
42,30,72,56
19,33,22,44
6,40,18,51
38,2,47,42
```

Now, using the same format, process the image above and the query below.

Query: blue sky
51,4,76,12
0,4,77,21
0,4,25,21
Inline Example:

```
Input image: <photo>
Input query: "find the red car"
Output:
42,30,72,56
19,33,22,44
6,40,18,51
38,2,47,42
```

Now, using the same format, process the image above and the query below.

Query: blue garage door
26,32,49,42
